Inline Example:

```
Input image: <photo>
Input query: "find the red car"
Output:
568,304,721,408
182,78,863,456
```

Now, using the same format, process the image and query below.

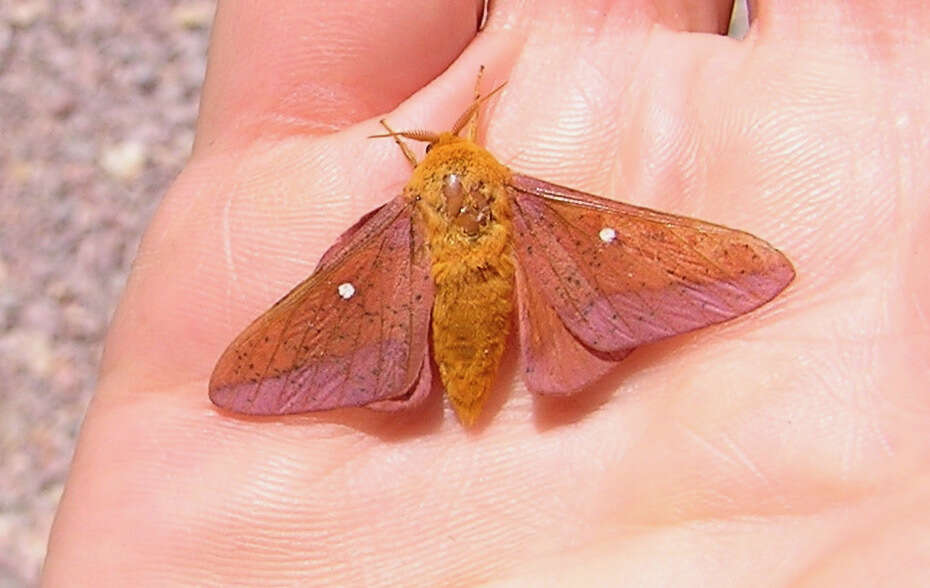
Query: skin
44,0,930,585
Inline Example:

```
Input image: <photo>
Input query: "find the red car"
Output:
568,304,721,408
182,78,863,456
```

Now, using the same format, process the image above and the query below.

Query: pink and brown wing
209,195,434,415
509,174,795,391
515,259,630,395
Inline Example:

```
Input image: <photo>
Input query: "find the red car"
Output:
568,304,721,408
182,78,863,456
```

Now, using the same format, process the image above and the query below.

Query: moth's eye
425,143,434,154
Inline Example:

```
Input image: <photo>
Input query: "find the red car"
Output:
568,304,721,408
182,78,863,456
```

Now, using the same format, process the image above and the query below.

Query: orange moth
209,72,795,426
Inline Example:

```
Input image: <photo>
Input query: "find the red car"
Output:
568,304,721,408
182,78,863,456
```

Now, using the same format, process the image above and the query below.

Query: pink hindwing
515,258,631,395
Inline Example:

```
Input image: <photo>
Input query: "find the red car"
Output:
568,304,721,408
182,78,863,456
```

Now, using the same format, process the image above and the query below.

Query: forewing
515,259,630,395
509,174,795,354
209,195,434,415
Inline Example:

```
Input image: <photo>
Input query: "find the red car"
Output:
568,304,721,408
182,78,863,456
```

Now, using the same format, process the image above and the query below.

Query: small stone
99,141,147,181
9,1,47,28
0,23,12,55
132,63,160,93
171,2,215,30
46,279,72,302
7,159,35,185
174,130,195,158
63,303,99,339
5,330,55,376
47,87,77,118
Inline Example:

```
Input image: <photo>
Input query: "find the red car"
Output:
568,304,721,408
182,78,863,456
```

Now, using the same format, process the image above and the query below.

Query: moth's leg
379,119,418,168
466,65,486,143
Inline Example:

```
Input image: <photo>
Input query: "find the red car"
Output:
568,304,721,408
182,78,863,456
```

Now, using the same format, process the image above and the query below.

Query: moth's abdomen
430,234,514,426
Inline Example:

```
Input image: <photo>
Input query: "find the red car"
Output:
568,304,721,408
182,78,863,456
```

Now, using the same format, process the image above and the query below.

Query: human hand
45,1,930,584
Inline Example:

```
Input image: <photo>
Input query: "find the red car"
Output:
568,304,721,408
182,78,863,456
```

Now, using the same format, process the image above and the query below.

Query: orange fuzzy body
406,134,514,425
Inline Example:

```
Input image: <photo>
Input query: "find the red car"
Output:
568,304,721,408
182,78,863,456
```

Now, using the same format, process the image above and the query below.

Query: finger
196,0,485,148
486,0,735,35
749,1,930,41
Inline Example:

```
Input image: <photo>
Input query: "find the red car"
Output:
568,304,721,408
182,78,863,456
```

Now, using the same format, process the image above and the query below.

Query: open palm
45,1,930,584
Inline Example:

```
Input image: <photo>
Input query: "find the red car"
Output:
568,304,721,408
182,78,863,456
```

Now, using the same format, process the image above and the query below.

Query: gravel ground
0,2,747,585
0,2,214,584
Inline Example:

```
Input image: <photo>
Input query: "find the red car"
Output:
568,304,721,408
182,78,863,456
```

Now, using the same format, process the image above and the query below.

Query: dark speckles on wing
209,195,435,415
507,173,795,353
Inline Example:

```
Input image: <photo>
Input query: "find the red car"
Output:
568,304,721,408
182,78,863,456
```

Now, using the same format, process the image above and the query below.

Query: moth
209,76,795,426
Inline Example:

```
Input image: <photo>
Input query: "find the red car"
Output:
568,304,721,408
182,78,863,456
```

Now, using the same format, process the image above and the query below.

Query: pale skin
44,0,930,585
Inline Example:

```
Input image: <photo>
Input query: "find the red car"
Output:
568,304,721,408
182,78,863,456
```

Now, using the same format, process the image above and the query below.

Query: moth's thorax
407,136,512,242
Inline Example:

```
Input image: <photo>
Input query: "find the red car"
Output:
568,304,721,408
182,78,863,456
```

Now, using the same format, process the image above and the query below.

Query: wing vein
543,201,657,340
513,197,631,345
272,200,410,411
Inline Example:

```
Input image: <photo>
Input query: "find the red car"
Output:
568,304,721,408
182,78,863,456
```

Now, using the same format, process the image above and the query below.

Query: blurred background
0,1,213,584
0,1,748,584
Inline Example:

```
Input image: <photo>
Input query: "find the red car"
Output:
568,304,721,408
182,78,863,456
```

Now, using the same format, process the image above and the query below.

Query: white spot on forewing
599,227,617,243
337,282,356,300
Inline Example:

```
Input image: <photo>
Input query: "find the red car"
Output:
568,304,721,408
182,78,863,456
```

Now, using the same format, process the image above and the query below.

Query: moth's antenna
371,120,423,167
368,128,440,143
451,81,507,137
465,65,486,141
